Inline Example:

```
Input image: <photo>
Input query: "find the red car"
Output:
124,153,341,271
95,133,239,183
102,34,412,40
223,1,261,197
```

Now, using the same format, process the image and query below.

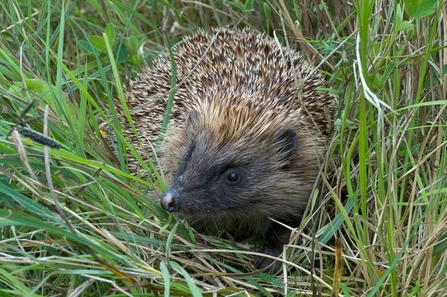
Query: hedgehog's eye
222,167,241,184
227,172,239,182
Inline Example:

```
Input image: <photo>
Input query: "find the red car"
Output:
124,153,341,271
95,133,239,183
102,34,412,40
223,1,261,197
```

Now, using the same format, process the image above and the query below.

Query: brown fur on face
120,28,337,271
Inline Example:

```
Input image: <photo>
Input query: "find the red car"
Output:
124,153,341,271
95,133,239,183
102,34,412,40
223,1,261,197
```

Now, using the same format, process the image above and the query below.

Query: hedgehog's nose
161,188,180,212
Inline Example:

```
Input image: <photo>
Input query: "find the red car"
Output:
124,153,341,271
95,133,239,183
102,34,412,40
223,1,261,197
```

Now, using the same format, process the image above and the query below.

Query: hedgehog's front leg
253,222,291,272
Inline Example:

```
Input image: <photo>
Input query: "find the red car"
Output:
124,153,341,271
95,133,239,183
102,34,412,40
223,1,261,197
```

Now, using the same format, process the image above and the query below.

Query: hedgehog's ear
276,128,297,162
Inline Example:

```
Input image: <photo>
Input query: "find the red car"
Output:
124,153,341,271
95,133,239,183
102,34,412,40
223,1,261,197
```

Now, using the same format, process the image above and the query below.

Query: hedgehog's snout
161,187,181,212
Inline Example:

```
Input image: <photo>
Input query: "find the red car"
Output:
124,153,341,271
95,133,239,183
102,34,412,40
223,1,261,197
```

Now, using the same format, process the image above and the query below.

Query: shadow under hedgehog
117,27,336,272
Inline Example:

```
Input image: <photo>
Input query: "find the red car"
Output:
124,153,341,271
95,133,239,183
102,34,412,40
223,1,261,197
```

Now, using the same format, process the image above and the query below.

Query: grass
0,0,446,296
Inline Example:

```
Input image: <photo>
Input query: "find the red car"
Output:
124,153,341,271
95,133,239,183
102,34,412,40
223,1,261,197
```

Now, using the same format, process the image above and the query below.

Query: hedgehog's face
160,109,302,216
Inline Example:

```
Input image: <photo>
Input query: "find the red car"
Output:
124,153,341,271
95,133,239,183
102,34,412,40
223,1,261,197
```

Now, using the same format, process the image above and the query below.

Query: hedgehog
118,28,336,271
